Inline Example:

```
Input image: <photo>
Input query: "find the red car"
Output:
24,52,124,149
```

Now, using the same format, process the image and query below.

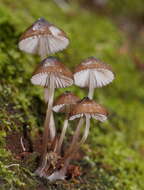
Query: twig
20,137,26,152
5,164,19,168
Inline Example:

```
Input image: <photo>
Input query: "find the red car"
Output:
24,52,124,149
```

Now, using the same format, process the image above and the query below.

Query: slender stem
52,136,59,153
71,118,84,147
67,115,90,156
49,112,56,140
88,73,94,99
79,115,90,145
46,36,51,55
41,74,55,167
64,118,84,158
61,115,90,175
44,88,49,103
44,88,56,140
56,106,70,154
39,37,46,60
57,118,68,154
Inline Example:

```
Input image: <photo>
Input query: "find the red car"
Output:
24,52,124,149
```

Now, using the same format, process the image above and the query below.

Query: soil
6,130,84,185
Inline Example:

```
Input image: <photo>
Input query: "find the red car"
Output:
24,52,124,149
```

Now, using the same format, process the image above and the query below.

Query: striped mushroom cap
69,97,108,122
31,57,73,88
53,91,80,113
18,18,69,56
74,57,115,88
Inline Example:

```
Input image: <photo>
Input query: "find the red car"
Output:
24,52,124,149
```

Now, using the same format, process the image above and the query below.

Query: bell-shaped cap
18,18,69,57
74,57,115,88
53,91,80,113
31,57,73,88
69,97,108,122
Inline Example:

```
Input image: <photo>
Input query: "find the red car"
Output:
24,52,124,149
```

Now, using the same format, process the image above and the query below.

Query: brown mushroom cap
31,57,73,88
74,57,115,88
18,18,69,56
69,97,108,122
53,91,80,113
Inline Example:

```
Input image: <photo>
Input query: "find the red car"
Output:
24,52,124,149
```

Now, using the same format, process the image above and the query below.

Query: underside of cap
69,113,84,120
53,104,74,113
92,113,107,122
18,18,69,56
74,68,114,88
18,34,69,56
18,36,38,54
53,92,80,113
74,57,115,88
53,104,65,112
69,97,108,121
69,113,107,122
31,57,73,88
31,72,73,88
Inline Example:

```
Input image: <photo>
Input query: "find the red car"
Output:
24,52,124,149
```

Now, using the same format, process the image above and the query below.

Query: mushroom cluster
18,18,115,180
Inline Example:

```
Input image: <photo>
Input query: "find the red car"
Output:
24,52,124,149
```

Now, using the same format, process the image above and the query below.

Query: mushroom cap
69,97,108,122
18,18,69,56
74,57,115,88
31,57,73,88
53,91,80,113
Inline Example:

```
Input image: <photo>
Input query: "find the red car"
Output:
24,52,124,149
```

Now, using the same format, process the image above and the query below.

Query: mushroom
18,18,70,139
18,17,69,59
47,97,108,181
74,57,115,99
31,57,73,174
69,97,108,143
65,97,108,158
53,91,80,154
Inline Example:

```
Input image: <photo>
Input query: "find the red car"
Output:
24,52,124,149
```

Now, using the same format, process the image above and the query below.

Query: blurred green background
0,0,144,189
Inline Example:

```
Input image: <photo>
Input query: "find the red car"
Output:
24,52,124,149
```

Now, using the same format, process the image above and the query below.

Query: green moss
0,0,144,189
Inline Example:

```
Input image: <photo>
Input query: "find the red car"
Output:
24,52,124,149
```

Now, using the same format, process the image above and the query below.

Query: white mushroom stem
79,114,90,145
66,115,90,158
39,37,48,60
71,118,84,146
64,118,84,158
44,88,56,140
53,136,59,153
44,88,49,103
57,118,68,154
54,115,90,180
56,106,70,154
88,73,95,99
49,113,56,140
40,74,55,170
